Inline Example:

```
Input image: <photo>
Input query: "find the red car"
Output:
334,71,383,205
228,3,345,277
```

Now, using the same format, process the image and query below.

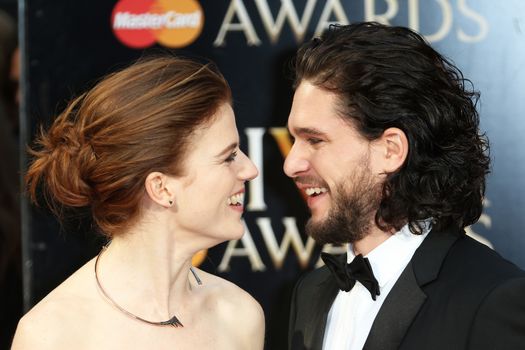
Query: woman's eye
225,151,238,163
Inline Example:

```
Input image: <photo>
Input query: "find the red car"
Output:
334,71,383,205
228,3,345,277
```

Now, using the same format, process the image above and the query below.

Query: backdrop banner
22,1,525,348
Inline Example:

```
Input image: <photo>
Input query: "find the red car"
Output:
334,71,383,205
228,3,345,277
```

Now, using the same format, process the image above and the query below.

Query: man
285,22,525,350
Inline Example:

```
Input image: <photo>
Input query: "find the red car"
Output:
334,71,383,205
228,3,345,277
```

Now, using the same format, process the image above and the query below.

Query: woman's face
172,103,258,244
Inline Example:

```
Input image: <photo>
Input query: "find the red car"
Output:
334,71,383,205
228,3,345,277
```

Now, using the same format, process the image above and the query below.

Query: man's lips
296,183,329,195
293,176,329,203
292,183,329,211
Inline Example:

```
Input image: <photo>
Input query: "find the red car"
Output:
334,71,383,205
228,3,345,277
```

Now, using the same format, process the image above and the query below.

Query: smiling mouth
227,192,244,206
304,187,328,197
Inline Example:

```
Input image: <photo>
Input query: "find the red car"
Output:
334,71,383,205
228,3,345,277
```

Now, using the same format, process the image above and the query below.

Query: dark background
1,0,525,349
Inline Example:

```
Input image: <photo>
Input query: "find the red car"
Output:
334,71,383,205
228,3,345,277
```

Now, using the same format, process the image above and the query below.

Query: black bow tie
321,252,380,300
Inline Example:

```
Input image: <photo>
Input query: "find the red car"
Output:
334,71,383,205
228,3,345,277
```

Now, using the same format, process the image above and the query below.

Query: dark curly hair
293,22,490,233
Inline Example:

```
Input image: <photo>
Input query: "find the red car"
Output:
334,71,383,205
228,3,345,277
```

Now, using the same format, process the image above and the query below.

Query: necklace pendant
160,315,184,327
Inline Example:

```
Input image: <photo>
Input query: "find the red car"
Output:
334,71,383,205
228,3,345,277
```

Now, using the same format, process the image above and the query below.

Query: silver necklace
94,246,202,327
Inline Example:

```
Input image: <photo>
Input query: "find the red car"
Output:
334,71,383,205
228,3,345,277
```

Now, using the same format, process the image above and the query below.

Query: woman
12,56,264,349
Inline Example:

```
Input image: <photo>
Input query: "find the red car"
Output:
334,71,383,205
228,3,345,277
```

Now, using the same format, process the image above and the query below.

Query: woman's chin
228,222,246,240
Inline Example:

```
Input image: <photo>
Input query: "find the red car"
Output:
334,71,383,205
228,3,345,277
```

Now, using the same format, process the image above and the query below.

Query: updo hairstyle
25,56,232,236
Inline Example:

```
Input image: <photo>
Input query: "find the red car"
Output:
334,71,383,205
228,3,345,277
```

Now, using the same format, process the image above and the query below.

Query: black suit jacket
288,227,525,350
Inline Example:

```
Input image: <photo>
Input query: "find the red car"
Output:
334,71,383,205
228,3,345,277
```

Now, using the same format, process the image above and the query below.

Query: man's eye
225,151,238,163
307,138,322,145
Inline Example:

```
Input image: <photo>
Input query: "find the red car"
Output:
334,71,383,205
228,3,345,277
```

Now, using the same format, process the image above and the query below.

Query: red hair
26,56,231,236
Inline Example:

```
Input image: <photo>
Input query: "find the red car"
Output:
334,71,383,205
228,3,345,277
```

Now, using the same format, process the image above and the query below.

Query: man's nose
283,144,309,178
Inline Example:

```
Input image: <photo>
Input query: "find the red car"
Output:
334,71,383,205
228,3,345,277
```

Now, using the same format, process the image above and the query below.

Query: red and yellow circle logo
111,0,204,49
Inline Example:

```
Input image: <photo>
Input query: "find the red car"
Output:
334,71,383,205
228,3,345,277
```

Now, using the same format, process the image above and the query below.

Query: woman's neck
95,226,199,321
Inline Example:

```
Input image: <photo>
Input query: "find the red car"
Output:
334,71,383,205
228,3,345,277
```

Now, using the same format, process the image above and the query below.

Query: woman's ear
378,127,409,173
144,172,174,208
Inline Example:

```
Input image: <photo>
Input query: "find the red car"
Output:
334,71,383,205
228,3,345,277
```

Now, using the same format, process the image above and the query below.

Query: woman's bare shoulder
12,303,66,349
196,268,261,308
11,259,98,349
196,269,266,349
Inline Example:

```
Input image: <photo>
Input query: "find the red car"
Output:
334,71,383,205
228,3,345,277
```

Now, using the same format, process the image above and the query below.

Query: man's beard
305,166,382,245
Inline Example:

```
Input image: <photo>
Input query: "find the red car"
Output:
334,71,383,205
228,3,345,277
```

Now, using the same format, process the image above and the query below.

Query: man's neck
353,226,394,256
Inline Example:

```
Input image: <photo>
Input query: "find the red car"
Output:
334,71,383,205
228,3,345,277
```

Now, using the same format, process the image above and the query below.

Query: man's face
284,81,384,244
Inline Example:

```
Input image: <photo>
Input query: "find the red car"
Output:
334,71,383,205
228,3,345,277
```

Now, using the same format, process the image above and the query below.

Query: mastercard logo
111,0,204,49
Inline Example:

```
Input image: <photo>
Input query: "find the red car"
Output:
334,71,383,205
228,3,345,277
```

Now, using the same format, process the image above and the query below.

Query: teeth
305,187,328,196
227,193,244,205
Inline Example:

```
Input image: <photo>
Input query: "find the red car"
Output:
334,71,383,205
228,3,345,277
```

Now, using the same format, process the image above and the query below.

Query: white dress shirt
322,222,431,350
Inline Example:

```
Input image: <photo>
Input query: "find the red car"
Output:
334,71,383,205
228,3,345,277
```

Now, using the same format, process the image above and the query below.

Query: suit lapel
304,271,340,350
363,261,426,350
363,227,461,350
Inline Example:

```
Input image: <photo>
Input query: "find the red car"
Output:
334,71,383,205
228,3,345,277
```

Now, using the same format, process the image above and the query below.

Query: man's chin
305,208,370,245
309,207,330,223
305,217,336,245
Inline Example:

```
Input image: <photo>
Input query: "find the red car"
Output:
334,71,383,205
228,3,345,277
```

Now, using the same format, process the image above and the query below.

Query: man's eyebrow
216,142,238,158
289,127,326,137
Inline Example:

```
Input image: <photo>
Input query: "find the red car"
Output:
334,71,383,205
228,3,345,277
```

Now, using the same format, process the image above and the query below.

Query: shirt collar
347,220,432,288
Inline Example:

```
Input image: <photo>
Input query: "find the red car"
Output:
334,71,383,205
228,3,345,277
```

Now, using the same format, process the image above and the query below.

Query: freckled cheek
184,180,216,203
204,179,231,203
